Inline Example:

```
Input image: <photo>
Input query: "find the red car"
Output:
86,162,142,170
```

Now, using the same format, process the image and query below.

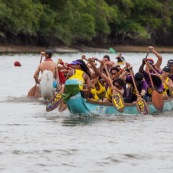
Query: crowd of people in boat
33,46,173,111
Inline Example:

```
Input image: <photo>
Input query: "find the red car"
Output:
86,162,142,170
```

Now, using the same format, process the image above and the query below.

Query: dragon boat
63,79,173,116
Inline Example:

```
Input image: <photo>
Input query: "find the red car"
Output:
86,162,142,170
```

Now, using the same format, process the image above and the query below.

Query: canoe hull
65,79,173,116
66,93,173,116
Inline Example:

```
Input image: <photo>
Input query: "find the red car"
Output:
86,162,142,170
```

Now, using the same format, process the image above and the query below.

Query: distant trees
0,0,173,46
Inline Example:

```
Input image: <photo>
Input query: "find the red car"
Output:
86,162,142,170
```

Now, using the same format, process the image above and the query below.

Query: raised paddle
27,55,43,97
103,63,125,112
145,60,164,111
129,69,149,115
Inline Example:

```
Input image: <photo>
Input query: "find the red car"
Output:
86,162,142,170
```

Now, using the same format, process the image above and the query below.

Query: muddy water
0,53,173,173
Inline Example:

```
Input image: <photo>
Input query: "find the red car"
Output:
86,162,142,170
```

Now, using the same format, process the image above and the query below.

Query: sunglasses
148,60,153,65
114,84,121,88
168,64,173,67
111,73,117,75
163,70,170,73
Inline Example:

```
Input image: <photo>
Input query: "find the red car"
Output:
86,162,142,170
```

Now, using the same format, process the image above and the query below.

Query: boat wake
0,96,48,104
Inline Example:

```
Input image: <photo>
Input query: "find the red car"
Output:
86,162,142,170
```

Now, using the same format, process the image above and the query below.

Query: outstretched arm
88,58,111,86
149,46,162,69
33,66,40,84
139,58,146,73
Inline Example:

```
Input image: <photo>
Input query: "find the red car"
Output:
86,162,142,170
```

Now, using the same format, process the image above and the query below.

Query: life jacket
163,77,169,95
95,81,106,99
105,86,112,101
90,88,99,101
69,69,85,90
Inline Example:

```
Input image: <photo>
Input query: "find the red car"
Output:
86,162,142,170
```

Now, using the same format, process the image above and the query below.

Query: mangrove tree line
0,0,173,47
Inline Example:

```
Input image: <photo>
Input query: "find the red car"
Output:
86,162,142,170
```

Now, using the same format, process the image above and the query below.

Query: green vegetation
0,0,173,47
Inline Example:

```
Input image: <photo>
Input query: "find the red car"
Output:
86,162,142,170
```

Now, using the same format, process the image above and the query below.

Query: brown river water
0,53,173,173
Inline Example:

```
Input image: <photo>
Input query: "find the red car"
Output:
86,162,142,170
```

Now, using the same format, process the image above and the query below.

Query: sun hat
71,60,82,65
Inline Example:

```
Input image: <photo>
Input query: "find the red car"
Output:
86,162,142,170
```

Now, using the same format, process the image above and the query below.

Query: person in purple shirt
122,72,148,103
139,58,163,100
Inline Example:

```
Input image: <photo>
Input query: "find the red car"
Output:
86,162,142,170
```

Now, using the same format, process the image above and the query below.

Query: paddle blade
136,96,149,115
109,47,116,53
152,89,164,111
27,85,40,98
46,93,63,112
112,93,125,112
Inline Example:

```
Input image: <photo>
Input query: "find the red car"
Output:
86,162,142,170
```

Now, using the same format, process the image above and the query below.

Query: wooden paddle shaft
129,69,140,96
103,63,113,88
40,55,43,64
145,61,154,87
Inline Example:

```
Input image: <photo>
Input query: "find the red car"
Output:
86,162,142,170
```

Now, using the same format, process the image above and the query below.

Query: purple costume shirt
142,71,163,97
125,75,148,102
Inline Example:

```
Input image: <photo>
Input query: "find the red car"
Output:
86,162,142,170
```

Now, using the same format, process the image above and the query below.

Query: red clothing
58,71,66,84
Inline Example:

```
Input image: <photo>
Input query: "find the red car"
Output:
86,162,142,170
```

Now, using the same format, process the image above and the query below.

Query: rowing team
31,46,173,110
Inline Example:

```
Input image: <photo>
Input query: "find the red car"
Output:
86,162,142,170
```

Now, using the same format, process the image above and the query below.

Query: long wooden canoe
64,80,173,116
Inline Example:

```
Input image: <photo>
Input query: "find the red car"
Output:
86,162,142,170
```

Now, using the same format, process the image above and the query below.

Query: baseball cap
71,60,82,65
134,72,144,85
167,59,173,66
147,58,154,65
163,66,171,73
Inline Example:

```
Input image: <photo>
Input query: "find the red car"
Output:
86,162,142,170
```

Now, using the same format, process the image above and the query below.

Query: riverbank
0,44,173,53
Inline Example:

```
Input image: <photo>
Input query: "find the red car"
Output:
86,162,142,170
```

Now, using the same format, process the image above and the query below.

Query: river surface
0,52,173,173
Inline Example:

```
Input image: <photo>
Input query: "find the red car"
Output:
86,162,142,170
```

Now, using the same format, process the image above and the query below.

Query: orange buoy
14,61,21,67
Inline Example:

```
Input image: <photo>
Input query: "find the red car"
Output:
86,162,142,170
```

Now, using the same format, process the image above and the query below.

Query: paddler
33,50,59,84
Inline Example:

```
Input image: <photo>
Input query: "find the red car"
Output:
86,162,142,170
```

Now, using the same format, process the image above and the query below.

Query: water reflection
61,116,101,126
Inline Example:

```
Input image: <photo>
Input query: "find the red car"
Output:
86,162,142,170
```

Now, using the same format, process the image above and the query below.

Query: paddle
46,92,63,112
27,55,43,97
103,63,125,112
109,47,116,53
27,85,40,98
129,69,149,115
145,60,164,111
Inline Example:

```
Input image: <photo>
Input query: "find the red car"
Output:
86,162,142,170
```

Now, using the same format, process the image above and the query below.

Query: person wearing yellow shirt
161,66,173,98
66,59,92,98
